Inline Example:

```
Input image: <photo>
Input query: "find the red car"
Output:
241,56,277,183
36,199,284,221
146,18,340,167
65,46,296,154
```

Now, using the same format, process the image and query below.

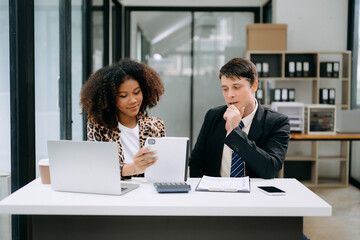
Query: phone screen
258,186,285,194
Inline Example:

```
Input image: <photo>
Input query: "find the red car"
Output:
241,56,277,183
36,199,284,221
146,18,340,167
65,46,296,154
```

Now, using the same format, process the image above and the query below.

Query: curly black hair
80,59,164,130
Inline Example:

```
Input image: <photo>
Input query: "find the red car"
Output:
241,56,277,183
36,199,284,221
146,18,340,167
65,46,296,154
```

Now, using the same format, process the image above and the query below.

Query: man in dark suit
189,58,290,179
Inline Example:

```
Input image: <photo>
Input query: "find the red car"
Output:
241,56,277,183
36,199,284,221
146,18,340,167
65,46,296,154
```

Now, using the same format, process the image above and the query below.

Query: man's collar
242,99,258,128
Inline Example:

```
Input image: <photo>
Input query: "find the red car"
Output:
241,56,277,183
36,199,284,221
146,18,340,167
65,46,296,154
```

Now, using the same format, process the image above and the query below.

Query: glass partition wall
0,2,11,240
192,12,254,142
0,1,10,176
131,11,192,140
129,9,256,145
72,0,84,141
34,0,61,175
35,0,84,170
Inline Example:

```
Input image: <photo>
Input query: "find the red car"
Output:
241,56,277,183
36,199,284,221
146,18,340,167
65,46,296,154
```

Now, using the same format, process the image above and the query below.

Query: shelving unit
247,51,352,187
281,133,360,187
247,51,351,109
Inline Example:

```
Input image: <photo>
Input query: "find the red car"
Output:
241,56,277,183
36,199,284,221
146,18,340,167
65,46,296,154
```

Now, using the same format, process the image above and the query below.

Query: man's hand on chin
223,105,245,132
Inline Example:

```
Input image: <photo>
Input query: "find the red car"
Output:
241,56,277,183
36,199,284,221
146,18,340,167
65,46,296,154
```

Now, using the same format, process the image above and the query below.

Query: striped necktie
230,121,245,177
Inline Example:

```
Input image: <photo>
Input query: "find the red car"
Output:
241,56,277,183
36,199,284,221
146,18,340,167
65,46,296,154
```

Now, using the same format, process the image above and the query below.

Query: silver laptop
47,140,139,195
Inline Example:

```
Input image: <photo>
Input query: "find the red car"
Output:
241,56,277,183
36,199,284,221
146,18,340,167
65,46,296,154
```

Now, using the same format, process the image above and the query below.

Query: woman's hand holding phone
133,147,157,174
121,147,157,176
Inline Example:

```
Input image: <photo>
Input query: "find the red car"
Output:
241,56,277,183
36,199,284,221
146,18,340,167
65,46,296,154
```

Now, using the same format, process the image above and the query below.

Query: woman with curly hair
80,59,165,178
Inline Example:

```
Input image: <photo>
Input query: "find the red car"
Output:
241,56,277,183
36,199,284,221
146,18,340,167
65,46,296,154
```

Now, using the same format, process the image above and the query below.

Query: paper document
196,176,250,192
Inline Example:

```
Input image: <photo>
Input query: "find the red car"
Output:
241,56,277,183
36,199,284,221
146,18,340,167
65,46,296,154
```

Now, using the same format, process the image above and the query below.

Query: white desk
0,178,331,240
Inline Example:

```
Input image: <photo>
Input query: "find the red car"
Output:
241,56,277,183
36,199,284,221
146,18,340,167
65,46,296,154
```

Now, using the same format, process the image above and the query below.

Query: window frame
349,0,360,109
348,0,360,189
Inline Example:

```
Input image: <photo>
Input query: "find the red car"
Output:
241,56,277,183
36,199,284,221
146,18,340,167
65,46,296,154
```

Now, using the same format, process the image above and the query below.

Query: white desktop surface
0,178,331,217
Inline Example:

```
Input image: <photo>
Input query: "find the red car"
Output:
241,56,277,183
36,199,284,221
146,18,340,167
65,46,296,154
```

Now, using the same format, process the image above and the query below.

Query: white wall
273,0,348,51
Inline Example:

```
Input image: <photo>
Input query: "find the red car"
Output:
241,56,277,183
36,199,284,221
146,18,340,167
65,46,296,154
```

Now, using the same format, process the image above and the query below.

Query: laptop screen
48,140,123,195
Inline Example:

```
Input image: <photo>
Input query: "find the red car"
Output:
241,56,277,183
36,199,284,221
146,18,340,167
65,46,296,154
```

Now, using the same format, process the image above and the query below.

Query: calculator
153,182,191,193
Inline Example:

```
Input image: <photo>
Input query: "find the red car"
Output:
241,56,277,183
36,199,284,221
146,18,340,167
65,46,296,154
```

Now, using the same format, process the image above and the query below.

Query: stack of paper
196,176,250,192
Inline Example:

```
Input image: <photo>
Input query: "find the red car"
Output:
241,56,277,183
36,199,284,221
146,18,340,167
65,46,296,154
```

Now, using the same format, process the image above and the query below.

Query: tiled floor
304,185,360,240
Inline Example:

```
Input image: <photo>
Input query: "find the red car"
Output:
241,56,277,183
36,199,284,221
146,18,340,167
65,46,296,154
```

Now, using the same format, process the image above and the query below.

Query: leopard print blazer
87,114,166,177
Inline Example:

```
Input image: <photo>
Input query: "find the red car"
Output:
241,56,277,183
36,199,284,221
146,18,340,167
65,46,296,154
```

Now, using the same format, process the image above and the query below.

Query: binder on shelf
319,88,336,104
271,88,295,102
288,89,295,102
332,62,339,78
320,62,327,77
256,88,264,104
319,88,329,104
274,89,281,101
328,88,335,104
281,89,288,101
302,61,310,77
320,62,339,78
295,61,302,77
320,62,333,77
262,62,269,77
255,62,262,77
270,89,282,102
286,61,295,77
326,62,333,77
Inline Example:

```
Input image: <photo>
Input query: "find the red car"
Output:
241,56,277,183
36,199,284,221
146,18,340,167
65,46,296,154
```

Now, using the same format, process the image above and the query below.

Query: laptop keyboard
153,182,191,193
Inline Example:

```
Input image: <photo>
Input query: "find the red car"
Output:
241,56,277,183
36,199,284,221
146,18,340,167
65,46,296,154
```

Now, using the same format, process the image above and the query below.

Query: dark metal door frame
112,0,123,62
60,0,72,140
348,0,360,189
9,0,35,239
82,0,111,140
82,0,92,140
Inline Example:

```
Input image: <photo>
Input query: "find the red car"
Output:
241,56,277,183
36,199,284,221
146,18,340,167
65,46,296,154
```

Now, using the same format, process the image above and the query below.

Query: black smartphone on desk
258,186,286,196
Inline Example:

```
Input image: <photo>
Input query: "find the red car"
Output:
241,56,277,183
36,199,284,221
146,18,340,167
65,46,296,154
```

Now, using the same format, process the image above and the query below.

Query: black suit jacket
189,104,290,179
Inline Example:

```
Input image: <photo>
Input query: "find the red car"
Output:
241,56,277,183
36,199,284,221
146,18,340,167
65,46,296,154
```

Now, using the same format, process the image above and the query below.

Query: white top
220,100,258,177
38,158,49,166
0,178,331,217
118,122,140,163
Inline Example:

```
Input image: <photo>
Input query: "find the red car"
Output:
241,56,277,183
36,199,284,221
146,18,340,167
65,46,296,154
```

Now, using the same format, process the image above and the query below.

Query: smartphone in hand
258,186,286,196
